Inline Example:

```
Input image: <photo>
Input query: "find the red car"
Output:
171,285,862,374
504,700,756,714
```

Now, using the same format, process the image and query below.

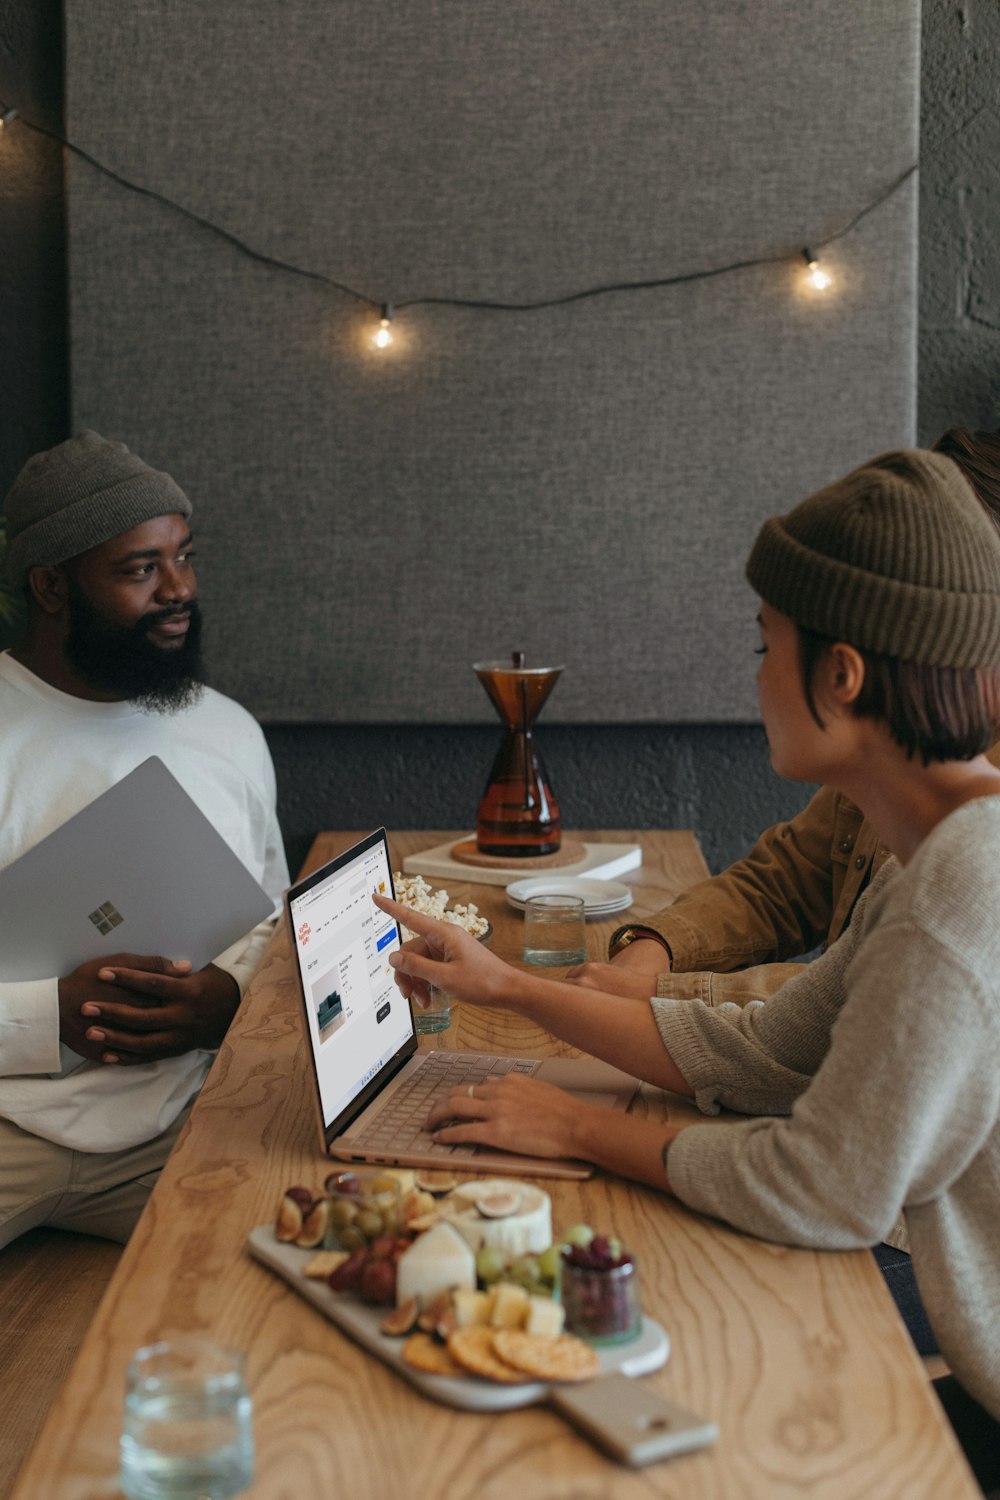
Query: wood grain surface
9,832,977,1499
0,1230,122,1500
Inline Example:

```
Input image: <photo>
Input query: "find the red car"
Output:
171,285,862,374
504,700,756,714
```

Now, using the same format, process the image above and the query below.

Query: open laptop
0,756,277,981
286,828,639,1180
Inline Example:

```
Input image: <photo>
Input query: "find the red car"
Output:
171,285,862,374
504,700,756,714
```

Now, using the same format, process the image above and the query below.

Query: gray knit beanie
746,449,1000,670
3,431,193,584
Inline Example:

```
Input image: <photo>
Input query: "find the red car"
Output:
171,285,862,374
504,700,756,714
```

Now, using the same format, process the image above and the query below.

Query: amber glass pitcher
474,653,563,857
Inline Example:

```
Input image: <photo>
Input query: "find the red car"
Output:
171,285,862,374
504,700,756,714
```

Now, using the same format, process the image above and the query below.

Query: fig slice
296,1197,332,1248
433,1302,458,1342
275,1192,305,1242
474,1189,522,1219
414,1169,459,1196
380,1297,420,1336
418,1288,456,1334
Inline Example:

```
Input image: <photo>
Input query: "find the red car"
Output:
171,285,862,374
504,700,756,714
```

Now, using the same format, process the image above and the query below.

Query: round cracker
402,1332,464,1377
491,1329,600,1383
447,1325,532,1384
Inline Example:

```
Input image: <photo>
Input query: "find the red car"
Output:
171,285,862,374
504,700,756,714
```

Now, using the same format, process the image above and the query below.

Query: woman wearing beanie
375,449,1000,1483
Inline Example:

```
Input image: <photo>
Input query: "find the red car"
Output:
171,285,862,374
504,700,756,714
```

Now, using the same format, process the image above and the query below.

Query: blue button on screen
376,926,397,953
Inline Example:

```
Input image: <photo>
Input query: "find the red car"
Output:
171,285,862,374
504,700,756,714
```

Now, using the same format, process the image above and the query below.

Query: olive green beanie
3,430,192,585
746,449,1000,669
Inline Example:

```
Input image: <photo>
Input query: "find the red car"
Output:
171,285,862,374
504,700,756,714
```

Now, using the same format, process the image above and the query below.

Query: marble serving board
247,1225,669,1413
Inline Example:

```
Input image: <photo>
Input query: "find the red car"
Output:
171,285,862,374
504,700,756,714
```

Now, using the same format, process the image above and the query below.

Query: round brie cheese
444,1179,552,1259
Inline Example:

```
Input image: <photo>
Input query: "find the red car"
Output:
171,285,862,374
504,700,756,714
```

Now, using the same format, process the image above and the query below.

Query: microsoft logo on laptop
88,901,125,936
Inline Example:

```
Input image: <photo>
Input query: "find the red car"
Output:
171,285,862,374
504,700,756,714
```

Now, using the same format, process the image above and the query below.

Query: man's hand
609,938,672,972
58,954,169,1062
63,953,241,1065
565,938,671,999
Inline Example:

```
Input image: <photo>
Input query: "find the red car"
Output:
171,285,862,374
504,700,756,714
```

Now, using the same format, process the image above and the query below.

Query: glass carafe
474,653,563,857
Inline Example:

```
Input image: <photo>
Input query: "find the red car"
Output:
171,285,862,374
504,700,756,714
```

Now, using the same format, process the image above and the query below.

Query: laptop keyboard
352,1051,540,1157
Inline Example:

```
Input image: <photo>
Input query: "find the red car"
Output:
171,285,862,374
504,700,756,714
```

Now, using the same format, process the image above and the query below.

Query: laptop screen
287,829,415,1135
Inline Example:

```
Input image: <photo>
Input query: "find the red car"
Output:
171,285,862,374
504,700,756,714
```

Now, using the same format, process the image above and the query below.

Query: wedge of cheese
396,1221,476,1308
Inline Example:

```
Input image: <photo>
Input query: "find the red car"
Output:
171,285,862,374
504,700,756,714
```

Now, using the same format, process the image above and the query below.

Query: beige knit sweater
652,797,1000,1421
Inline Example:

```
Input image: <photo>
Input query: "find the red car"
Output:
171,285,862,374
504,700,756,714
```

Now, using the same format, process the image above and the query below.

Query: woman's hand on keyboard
426,1071,582,1159
374,893,511,1009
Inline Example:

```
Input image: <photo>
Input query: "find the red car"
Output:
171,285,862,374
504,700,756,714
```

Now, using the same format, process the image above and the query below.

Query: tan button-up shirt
647,784,890,1004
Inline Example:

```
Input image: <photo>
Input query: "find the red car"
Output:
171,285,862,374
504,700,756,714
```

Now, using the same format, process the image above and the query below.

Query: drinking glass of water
523,893,587,967
120,1337,253,1500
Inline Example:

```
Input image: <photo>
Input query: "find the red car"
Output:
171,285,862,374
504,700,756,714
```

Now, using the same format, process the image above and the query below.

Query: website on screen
290,841,412,1126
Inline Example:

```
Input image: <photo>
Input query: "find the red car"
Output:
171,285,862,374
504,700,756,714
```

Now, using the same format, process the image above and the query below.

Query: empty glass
523,893,587,967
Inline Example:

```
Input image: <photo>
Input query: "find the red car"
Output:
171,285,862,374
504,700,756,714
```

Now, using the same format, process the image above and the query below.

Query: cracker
447,1325,532,1384
301,1250,350,1279
402,1332,465,1377
491,1329,600,1383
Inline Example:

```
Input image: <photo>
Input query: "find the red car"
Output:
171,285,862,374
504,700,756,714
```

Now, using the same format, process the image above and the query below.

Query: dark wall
265,721,805,892
3,0,998,879
0,0,68,483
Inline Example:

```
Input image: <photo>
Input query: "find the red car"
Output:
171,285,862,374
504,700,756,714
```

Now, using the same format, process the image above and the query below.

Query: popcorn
392,873,490,941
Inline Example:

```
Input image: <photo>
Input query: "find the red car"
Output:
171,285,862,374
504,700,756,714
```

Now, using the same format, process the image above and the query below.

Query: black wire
6,106,917,316
18,114,371,304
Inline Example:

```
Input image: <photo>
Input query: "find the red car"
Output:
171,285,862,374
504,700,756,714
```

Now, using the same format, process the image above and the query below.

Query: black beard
64,583,206,713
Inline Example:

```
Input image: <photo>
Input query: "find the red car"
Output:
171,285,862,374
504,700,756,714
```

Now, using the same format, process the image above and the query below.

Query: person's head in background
933,426,1000,527
747,449,1000,786
2,430,203,711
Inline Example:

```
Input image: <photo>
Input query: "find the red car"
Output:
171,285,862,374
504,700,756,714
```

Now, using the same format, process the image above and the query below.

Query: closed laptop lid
0,756,276,981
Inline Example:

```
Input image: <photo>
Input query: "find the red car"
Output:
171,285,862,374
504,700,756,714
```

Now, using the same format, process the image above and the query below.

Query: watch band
607,924,672,961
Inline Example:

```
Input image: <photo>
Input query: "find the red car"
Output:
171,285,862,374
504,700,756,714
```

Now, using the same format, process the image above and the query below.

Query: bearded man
0,431,288,1249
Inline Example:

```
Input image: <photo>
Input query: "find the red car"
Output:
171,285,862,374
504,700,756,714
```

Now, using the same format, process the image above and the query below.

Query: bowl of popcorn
392,874,491,945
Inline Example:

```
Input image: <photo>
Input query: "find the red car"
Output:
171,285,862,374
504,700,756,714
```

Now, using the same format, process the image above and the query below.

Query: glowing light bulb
373,303,394,349
802,248,832,291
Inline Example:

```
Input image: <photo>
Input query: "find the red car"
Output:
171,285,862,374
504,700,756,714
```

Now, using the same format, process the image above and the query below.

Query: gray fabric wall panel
65,2,918,723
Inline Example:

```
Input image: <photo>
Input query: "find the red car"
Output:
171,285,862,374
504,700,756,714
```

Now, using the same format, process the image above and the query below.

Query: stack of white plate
504,875,633,917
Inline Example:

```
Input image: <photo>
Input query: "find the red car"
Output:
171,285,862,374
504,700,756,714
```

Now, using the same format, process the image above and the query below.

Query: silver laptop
0,756,277,980
286,829,639,1181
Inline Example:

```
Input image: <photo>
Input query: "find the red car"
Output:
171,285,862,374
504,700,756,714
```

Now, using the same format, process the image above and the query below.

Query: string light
802,248,832,291
1,100,917,331
373,304,394,349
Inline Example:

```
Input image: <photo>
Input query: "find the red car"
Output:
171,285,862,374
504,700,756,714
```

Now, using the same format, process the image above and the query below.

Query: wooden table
10,831,977,1499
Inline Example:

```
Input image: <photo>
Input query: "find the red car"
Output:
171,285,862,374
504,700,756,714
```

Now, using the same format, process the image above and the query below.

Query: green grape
561,1223,593,1249
537,1244,561,1282
509,1255,540,1286
476,1246,505,1284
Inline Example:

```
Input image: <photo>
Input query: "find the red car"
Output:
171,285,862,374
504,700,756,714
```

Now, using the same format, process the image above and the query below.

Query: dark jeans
872,1241,938,1356
933,1376,1000,1495
873,1247,1000,1495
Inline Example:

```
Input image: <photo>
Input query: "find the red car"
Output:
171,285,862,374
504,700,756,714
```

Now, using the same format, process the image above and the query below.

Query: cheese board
247,1225,669,1414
